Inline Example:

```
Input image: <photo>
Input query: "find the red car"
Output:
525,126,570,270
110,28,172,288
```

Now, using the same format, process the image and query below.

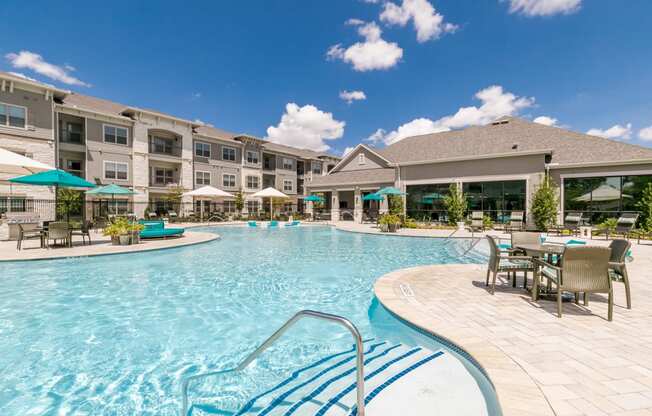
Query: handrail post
181,310,365,416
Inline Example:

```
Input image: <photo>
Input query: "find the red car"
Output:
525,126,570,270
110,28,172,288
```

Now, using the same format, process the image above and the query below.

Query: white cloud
191,92,202,99
533,116,558,126
265,103,345,152
346,18,366,26
638,126,652,142
339,90,367,104
327,21,403,71
5,50,90,87
380,0,457,42
342,146,356,156
587,123,632,140
366,85,534,145
505,0,582,17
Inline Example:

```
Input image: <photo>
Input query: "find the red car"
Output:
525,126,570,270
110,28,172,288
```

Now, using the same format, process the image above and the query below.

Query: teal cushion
140,228,184,238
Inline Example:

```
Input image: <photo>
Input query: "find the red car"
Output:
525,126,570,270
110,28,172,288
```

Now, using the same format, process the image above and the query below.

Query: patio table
514,243,573,301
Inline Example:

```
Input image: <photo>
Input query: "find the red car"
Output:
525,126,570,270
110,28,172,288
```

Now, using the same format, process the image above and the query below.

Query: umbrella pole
270,198,273,221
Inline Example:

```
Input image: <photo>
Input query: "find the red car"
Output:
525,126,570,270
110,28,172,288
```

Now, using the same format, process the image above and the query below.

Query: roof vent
511,143,518,150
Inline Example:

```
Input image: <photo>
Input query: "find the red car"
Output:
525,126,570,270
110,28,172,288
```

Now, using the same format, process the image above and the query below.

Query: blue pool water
0,226,494,415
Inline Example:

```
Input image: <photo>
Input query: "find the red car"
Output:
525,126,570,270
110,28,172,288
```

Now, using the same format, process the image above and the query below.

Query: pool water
0,226,495,415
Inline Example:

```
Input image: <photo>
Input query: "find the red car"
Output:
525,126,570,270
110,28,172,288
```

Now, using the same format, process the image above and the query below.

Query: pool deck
364,224,652,416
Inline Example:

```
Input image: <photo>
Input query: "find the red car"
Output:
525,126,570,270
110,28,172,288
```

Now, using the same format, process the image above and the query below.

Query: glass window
460,180,526,222
222,146,236,161
223,174,236,188
283,158,293,170
246,176,259,189
196,171,211,185
283,179,293,192
405,183,452,222
247,200,259,212
195,142,211,158
312,162,322,174
64,122,83,143
105,161,128,180
223,200,236,213
246,151,259,164
104,125,128,145
154,168,174,184
66,160,82,175
0,103,26,128
0,104,5,125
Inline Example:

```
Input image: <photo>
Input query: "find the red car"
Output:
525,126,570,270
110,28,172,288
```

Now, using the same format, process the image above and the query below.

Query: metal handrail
181,310,365,416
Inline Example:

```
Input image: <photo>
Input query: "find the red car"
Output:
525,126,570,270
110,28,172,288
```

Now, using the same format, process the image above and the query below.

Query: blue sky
2,0,651,154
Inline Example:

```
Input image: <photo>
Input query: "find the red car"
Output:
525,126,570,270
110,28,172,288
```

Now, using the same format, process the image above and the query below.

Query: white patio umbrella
183,186,234,221
252,187,289,220
0,147,54,175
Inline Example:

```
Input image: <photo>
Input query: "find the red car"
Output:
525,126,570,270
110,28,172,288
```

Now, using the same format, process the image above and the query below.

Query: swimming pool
0,225,496,415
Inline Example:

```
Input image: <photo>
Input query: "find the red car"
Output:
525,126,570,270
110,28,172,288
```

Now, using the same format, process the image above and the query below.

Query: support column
354,188,362,223
379,195,389,215
331,191,339,221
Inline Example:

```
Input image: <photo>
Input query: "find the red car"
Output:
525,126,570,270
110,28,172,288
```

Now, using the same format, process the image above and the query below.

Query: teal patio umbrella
421,192,444,204
304,194,324,202
362,193,384,201
86,184,137,216
377,186,405,196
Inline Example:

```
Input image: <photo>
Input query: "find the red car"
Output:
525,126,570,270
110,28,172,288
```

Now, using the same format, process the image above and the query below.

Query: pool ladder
181,310,366,416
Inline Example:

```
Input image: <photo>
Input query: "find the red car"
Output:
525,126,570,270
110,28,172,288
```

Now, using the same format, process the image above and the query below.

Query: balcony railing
59,130,84,145
148,139,182,157
149,177,179,187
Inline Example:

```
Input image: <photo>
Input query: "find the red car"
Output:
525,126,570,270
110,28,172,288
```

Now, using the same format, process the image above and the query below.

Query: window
61,122,83,143
153,168,175,185
196,171,211,185
104,161,128,180
246,151,259,164
0,103,26,128
312,163,322,175
222,146,236,161
283,179,293,192
358,153,366,165
195,142,211,158
223,174,236,188
247,200,259,212
282,158,293,170
223,200,236,213
66,160,83,177
104,125,128,145
246,175,260,189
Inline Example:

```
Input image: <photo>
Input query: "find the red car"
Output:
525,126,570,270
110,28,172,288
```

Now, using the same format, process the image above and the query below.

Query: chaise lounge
138,220,185,239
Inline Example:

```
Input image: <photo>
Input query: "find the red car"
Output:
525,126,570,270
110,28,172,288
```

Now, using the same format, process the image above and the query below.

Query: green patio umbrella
304,194,324,202
376,186,405,196
86,184,137,216
362,193,384,201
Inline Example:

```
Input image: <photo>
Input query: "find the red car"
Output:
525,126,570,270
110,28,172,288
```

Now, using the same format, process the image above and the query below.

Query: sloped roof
61,92,129,117
308,168,395,187
194,125,239,142
377,117,652,166
0,71,69,97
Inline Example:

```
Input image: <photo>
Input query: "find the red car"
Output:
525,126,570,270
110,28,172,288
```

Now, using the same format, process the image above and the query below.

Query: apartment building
0,72,340,220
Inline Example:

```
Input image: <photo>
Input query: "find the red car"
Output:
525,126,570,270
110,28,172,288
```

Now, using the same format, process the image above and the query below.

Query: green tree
56,188,83,223
162,185,184,203
388,195,404,215
637,182,652,231
531,175,559,231
235,190,245,213
443,183,467,225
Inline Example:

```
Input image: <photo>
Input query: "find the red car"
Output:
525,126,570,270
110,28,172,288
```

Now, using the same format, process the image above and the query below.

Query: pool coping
375,266,555,416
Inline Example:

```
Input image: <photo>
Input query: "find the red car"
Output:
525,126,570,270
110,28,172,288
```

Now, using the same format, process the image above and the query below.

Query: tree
531,175,559,231
56,188,83,223
388,195,404,215
235,190,245,213
443,183,467,225
637,182,652,231
162,185,184,203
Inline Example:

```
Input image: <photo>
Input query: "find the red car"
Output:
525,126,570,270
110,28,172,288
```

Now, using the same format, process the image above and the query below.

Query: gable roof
308,168,396,188
330,144,392,173
60,92,129,117
377,117,652,167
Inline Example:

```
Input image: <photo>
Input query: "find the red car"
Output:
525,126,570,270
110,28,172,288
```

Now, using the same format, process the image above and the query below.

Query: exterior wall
0,87,53,141
242,142,263,170
84,117,133,185
337,148,387,172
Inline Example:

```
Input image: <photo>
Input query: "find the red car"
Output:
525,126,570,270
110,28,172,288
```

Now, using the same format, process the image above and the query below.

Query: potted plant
443,184,467,230
129,222,144,244
102,217,131,245
379,213,401,232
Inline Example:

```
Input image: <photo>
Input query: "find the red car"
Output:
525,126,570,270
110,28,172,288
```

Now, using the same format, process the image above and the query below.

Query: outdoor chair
533,246,613,321
362,211,379,224
608,239,632,309
147,211,158,219
507,232,542,288
467,211,485,234
611,213,639,240
505,211,525,233
70,220,93,245
16,223,43,250
558,212,583,236
167,210,178,222
46,222,71,248
486,235,535,294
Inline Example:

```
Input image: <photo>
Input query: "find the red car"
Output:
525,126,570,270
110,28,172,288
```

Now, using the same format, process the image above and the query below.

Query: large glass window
405,183,453,222
0,103,26,128
462,180,527,223
564,175,652,224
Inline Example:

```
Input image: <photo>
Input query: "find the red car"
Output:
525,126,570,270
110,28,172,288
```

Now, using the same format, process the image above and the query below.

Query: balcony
263,154,276,171
149,138,182,157
59,129,85,145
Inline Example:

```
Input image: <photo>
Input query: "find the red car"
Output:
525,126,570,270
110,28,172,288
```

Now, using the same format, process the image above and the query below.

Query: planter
457,221,465,231
119,235,131,245
380,223,389,232
130,231,140,245
111,236,120,245
388,223,398,233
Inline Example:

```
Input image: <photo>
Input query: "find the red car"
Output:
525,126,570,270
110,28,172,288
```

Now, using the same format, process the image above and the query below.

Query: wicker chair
609,239,632,309
70,220,92,245
16,223,43,250
508,232,542,288
505,211,525,233
486,235,535,295
468,211,485,234
46,222,71,248
533,246,613,321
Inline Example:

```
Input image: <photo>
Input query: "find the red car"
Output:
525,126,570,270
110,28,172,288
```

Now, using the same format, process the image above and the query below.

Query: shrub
531,175,558,231
443,184,467,225
637,183,652,232
378,213,401,226
597,218,618,234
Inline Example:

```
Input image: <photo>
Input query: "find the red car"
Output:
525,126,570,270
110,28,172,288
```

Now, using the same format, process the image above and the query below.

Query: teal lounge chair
268,220,279,228
285,221,300,227
248,221,257,227
139,220,185,239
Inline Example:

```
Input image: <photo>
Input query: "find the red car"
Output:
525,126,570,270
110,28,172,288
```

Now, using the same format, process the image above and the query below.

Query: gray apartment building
0,72,340,220
308,116,652,226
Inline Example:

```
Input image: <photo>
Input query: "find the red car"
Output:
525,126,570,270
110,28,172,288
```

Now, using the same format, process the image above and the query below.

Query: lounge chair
611,213,639,240
609,239,632,309
268,220,279,228
147,211,158,219
46,222,71,248
247,221,257,227
285,220,300,227
167,210,178,222
505,211,525,233
555,212,583,236
467,211,485,234
486,235,535,294
70,220,92,245
362,211,379,224
138,220,185,239
533,246,613,321
16,223,43,250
